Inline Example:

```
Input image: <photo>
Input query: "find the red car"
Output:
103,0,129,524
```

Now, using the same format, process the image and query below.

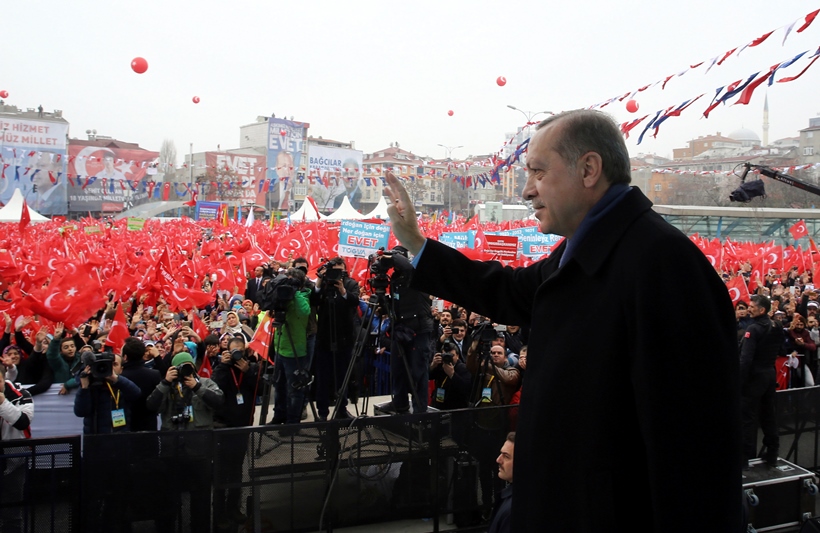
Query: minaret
762,93,769,148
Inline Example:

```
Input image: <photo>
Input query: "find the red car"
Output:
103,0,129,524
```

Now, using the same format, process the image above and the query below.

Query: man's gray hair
536,109,632,185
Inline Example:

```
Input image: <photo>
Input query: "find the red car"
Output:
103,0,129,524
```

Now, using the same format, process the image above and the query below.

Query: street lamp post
506,105,554,124
437,144,463,216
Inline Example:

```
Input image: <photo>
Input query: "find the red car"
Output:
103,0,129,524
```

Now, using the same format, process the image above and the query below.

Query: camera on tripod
80,350,115,383
367,249,394,295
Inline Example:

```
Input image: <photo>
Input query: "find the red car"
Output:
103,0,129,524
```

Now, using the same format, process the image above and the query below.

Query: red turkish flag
247,313,275,361
473,228,486,251
158,251,215,311
789,220,808,241
19,199,31,233
198,354,213,378
191,312,210,340
105,304,130,355
725,276,750,305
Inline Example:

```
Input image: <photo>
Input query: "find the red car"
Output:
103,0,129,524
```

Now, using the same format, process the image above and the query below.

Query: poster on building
267,118,308,211
0,117,69,215
307,145,364,210
66,144,159,213
203,152,266,205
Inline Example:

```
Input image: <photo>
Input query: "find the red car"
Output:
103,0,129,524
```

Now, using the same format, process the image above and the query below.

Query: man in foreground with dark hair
488,432,515,533
120,337,162,432
385,109,741,532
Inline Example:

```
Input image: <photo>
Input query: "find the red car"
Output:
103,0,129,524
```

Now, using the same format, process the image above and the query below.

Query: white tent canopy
289,196,325,221
0,189,50,223
324,196,366,221
363,196,390,220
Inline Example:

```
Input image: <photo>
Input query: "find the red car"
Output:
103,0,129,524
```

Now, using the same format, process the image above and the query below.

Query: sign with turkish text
0,117,69,215
485,234,519,259
338,220,390,258
195,201,222,221
204,152,267,205
127,217,146,231
307,145,364,210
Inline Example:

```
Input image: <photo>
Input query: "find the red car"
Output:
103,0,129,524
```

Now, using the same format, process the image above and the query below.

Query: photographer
146,352,224,431
429,342,470,410
120,337,162,432
212,335,258,528
380,246,434,415
73,348,140,434
271,268,312,424
311,257,360,420
213,335,259,428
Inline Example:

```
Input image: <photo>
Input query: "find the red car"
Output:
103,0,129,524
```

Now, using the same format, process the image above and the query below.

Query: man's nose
522,174,536,201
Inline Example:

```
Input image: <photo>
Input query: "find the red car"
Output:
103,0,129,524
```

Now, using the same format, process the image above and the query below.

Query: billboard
203,152,266,205
267,118,308,211
308,145,364,210
0,117,69,215
66,144,159,213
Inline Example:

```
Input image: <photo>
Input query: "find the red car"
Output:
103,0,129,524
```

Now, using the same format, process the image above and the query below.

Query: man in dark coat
740,294,784,465
384,109,741,532
120,337,162,432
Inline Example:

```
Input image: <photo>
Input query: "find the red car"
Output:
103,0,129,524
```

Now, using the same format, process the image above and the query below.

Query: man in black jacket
740,294,785,466
384,109,741,532
429,341,470,410
212,335,258,528
380,247,435,415
120,337,162,432
311,257,360,420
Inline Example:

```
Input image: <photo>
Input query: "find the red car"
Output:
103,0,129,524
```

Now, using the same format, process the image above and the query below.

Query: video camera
367,249,395,295
80,350,115,383
258,272,303,326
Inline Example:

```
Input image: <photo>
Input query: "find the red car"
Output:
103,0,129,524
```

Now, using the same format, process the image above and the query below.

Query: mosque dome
728,127,760,146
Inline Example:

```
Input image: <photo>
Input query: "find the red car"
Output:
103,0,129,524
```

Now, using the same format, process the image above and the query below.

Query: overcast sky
4,0,819,162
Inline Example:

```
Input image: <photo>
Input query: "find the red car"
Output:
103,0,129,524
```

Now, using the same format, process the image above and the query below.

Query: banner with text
0,117,69,215
204,152,266,205
267,118,308,211
307,145,364,210
338,220,390,258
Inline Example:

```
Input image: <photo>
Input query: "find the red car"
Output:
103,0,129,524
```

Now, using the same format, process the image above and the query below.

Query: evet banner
338,220,390,258
203,152,267,205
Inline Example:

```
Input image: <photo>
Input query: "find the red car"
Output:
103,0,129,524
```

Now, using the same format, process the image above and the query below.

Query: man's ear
578,152,604,189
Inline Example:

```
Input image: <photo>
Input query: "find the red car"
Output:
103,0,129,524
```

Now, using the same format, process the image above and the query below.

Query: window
654,184,662,191
808,132,814,138
805,147,815,156
293,186,307,196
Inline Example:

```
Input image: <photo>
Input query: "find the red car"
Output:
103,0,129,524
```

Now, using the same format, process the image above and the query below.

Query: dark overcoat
411,187,742,532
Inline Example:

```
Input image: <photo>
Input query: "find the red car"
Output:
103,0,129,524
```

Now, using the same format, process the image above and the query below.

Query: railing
4,405,514,532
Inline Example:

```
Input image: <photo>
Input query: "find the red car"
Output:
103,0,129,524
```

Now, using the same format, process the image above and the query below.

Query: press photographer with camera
311,257,360,420
0,364,34,533
212,335,258,528
73,346,140,434
213,335,258,428
269,268,313,425
146,351,224,431
429,341,470,410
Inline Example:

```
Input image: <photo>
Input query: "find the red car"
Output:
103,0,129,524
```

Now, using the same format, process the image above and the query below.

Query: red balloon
279,129,287,136
130,57,148,74
626,99,639,113
448,110,454,116
496,76,507,87
0,90,7,99
192,96,200,104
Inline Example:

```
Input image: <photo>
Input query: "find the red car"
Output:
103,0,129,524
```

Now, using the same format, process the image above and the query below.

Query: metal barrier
0,436,81,533
777,386,820,471
9,405,514,532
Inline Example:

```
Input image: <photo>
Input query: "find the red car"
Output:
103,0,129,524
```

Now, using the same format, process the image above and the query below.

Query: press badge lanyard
232,369,245,405
107,383,126,428
481,376,494,403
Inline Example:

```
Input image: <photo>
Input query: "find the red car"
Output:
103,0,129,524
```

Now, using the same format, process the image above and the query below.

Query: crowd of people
0,247,528,531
